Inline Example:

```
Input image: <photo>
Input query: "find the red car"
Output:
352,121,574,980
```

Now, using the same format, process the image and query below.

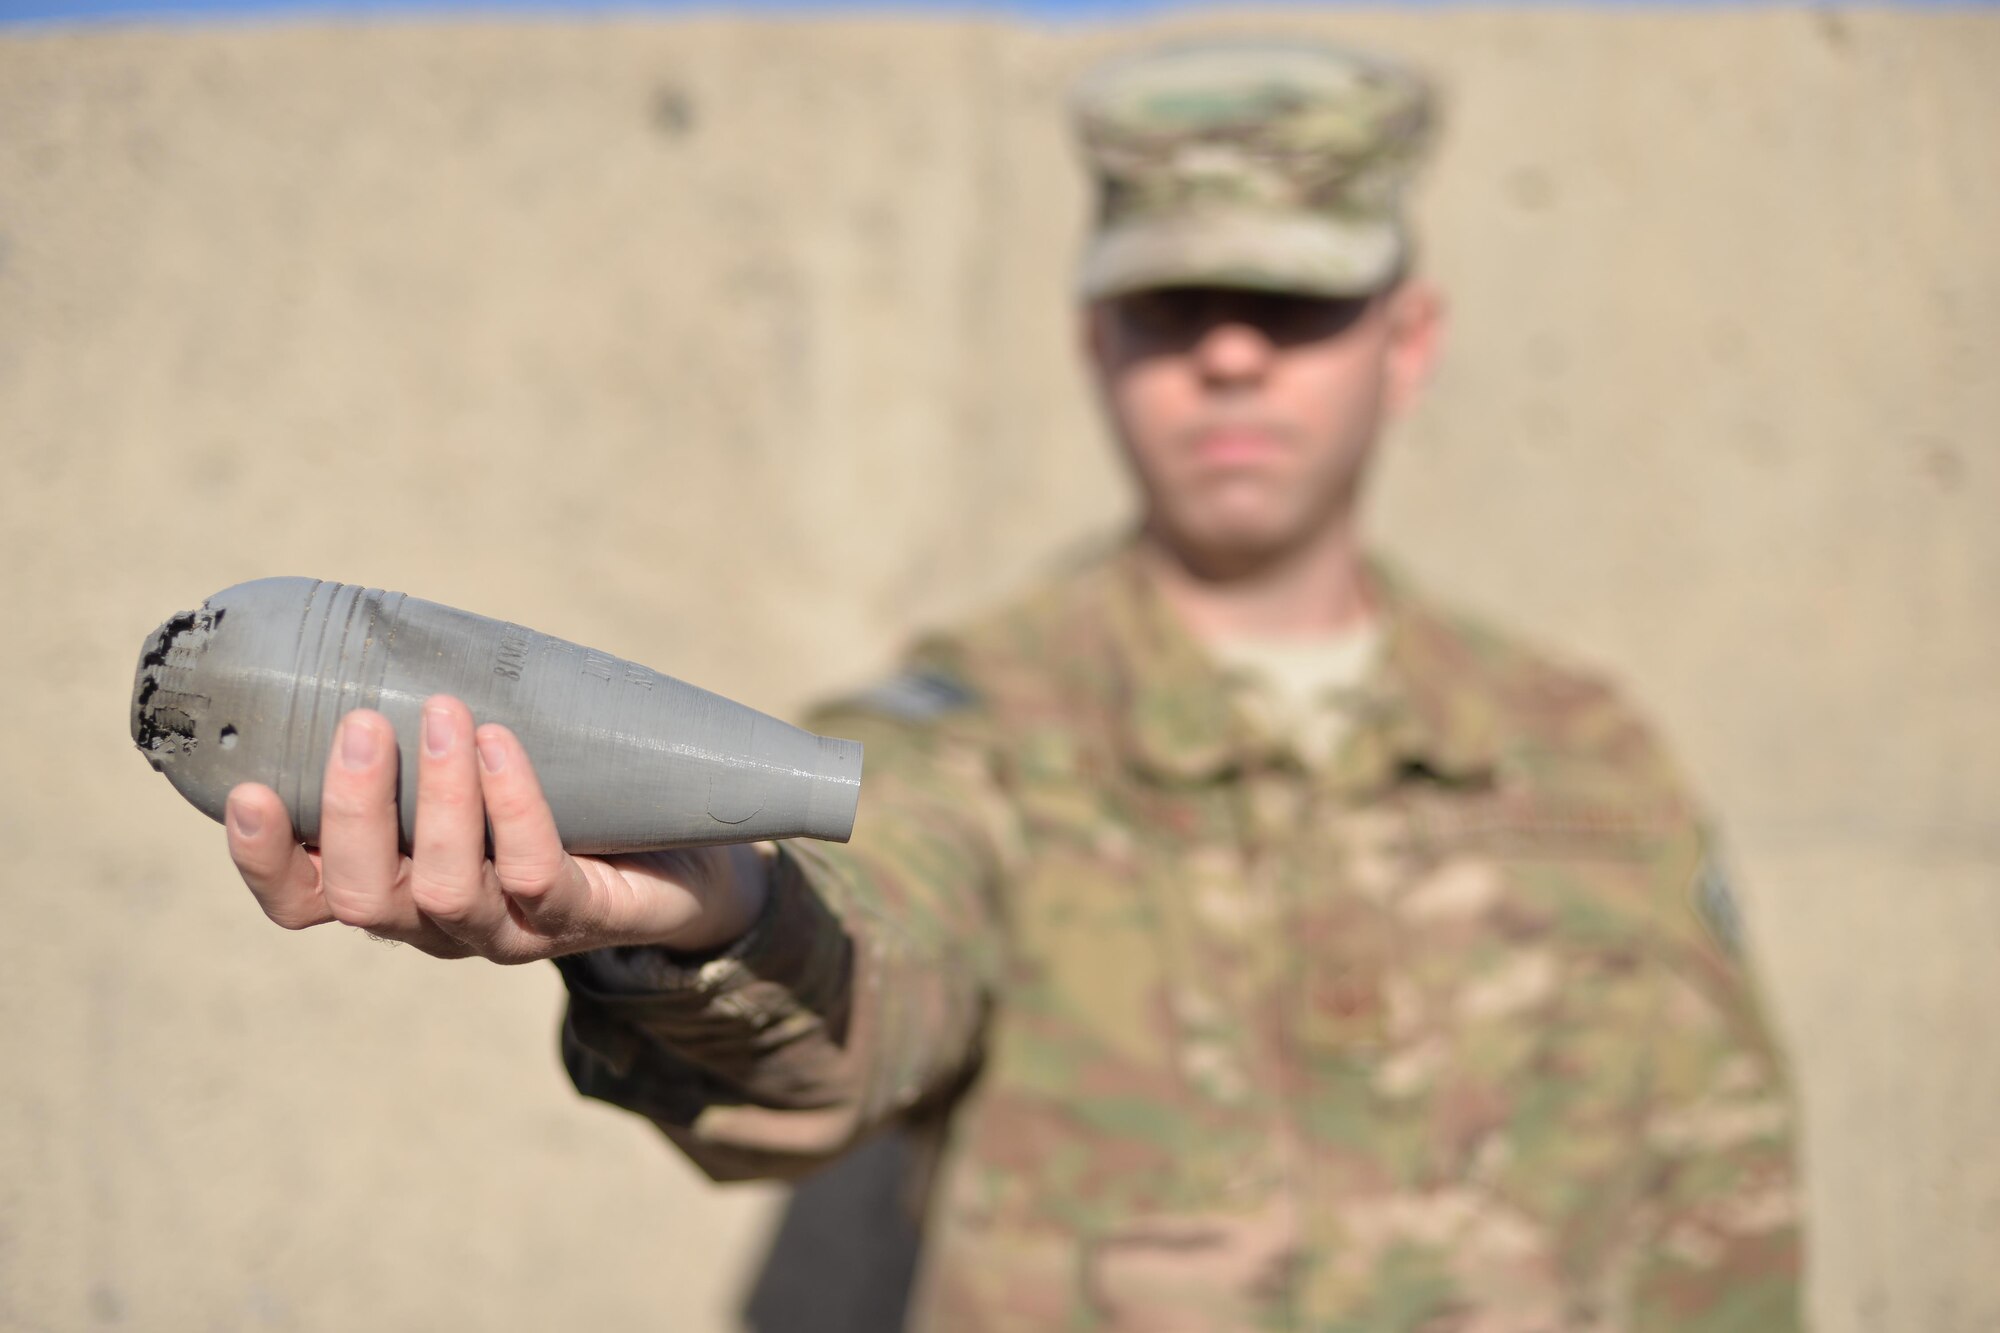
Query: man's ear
1381,277,1447,418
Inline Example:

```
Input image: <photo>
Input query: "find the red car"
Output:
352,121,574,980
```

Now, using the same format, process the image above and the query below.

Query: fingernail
340,717,377,770
424,706,453,759
476,733,507,774
230,799,262,839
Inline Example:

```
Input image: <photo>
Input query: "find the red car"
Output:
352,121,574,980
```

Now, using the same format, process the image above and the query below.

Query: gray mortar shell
131,577,863,852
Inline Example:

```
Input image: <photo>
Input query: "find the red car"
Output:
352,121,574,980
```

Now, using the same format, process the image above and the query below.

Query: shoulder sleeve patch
840,667,980,722
1693,849,1746,958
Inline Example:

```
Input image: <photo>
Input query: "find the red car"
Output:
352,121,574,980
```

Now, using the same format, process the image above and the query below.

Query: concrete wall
2,9,1995,1330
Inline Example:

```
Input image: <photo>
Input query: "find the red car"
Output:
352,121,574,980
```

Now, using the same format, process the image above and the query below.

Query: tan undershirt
1208,620,1385,770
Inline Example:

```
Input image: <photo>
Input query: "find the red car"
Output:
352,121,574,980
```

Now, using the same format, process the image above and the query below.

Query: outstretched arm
553,681,1015,1181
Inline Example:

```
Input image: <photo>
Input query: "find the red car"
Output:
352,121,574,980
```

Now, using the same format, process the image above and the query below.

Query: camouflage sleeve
1627,829,1806,1331
552,656,1014,1183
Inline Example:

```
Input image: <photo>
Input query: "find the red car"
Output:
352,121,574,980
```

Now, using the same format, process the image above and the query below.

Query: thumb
594,844,772,954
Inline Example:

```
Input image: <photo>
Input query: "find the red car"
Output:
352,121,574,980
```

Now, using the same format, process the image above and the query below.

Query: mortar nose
132,603,225,767
130,577,364,829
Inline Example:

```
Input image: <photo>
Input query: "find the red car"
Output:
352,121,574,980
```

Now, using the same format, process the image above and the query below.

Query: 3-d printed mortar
132,578,863,852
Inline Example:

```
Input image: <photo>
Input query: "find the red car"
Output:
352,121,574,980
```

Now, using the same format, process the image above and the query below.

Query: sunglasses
1102,286,1377,353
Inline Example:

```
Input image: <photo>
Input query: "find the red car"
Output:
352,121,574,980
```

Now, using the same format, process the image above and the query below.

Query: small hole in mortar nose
219,725,239,749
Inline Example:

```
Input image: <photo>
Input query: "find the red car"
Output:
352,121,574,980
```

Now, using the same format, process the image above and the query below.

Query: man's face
1087,281,1443,577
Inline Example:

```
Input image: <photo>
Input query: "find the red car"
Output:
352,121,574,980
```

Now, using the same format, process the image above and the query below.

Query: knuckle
408,874,476,924
405,879,461,920
327,898,393,932
494,854,565,900
268,905,326,932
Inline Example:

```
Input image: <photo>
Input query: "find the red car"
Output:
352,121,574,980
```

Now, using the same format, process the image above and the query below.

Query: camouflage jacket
556,544,1803,1332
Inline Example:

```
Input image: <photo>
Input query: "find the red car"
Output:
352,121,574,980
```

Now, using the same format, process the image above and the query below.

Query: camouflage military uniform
557,544,1802,1331
558,40,1801,1331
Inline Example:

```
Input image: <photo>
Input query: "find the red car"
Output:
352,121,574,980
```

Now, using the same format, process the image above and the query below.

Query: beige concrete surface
1,10,1996,1331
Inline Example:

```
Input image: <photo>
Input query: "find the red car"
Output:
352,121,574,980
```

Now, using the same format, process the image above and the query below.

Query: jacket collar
1102,543,1502,792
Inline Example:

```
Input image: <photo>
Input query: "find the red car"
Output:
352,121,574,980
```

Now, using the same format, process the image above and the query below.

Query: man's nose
1191,319,1276,385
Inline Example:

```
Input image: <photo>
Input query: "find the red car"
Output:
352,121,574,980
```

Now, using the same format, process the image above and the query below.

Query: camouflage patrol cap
1072,40,1436,301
